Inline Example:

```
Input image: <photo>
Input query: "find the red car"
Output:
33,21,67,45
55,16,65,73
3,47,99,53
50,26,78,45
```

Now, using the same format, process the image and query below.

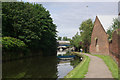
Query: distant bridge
57,41,75,55
57,41,70,46
57,40,71,51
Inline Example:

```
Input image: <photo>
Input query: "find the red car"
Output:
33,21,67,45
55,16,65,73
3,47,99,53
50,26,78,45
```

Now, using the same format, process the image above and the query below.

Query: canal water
2,54,81,79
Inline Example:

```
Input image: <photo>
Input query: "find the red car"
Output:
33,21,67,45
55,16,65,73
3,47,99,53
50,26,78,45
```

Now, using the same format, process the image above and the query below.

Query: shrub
2,37,27,53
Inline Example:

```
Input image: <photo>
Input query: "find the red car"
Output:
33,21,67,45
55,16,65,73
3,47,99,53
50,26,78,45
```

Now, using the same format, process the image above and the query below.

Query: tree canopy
79,19,93,52
107,18,120,40
63,36,68,41
71,32,82,48
58,37,62,40
57,36,71,41
2,2,57,56
71,19,93,52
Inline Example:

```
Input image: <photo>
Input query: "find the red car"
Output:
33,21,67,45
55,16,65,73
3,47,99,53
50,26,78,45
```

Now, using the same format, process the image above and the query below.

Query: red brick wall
111,31,119,54
119,32,120,67
90,16,109,55
118,30,120,58
109,29,120,64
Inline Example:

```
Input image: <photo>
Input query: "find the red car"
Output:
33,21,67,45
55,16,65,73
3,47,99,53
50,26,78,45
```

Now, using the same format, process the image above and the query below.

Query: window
95,38,98,47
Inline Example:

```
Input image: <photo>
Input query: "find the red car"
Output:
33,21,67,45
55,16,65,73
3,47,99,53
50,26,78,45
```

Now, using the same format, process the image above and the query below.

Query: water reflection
57,60,73,78
2,55,81,79
3,56,58,78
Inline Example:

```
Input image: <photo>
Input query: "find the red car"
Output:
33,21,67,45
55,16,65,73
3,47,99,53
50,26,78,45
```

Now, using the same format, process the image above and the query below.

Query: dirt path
83,53,113,78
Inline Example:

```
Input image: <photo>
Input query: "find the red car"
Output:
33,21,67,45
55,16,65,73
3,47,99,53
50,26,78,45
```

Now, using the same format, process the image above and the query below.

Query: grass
93,54,118,79
64,53,90,78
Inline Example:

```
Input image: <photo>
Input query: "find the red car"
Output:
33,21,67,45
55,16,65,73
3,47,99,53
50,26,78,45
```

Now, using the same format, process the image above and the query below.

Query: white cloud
20,1,118,38
43,2,117,38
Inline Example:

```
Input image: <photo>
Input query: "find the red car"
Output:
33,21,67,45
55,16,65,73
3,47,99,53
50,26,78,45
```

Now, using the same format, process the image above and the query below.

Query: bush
2,37,27,53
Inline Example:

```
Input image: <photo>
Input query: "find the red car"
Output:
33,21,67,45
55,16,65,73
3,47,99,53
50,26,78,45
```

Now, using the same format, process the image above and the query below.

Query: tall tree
71,32,82,51
79,19,94,52
107,18,120,40
63,36,68,41
2,2,57,55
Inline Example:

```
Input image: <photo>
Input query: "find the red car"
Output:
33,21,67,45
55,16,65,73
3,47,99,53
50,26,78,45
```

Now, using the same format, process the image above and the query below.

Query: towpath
82,53,113,78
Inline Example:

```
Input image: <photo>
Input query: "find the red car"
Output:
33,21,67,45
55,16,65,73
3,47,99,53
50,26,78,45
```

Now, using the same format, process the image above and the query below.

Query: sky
20,0,118,38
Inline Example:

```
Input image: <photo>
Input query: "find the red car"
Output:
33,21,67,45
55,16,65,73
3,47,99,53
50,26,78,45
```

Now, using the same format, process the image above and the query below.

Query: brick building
109,29,120,63
89,15,117,55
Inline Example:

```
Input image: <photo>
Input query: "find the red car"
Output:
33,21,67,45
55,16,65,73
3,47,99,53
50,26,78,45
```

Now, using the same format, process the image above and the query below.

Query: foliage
71,19,93,52
66,38,71,41
2,2,57,55
79,19,94,52
63,36,68,41
107,18,120,40
57,36,71,41
64,53,90,78
63,37,71,41
71,32,82,51
0,0,18,2
0,2,2,37
93,54,118,79
2,37,26,52
58,36,62,40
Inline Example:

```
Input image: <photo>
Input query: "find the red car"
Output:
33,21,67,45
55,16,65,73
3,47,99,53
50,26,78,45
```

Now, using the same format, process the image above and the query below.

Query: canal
2,53,81,79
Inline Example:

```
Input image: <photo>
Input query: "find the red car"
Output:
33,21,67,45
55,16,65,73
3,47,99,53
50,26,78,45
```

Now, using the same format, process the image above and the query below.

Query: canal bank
64,52,90,78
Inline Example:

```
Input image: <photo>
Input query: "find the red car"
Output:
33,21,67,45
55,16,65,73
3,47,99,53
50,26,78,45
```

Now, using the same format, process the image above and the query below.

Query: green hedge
2,37,27,53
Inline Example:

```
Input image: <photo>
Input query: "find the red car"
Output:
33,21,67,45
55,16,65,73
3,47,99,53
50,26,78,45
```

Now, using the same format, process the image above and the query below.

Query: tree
107,18,120,40
79,19,94,52
63,36,68,41
0,0,18,2
67,38,72,41
58,37,62,40
2,2,57,56
70,32,82,51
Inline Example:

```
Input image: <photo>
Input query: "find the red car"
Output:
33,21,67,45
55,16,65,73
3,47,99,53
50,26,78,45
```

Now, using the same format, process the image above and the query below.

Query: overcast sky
21,0,118,38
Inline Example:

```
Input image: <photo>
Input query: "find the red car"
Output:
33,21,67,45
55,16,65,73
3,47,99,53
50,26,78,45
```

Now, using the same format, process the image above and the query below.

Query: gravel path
83,53,113,78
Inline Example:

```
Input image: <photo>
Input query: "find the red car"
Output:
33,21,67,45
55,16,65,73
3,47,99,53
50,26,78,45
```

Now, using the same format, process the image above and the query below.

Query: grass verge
64,53,90,78
93,54,118,79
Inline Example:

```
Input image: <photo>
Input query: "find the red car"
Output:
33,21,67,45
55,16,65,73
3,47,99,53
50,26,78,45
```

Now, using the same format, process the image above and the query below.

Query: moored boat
57,55,75,60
